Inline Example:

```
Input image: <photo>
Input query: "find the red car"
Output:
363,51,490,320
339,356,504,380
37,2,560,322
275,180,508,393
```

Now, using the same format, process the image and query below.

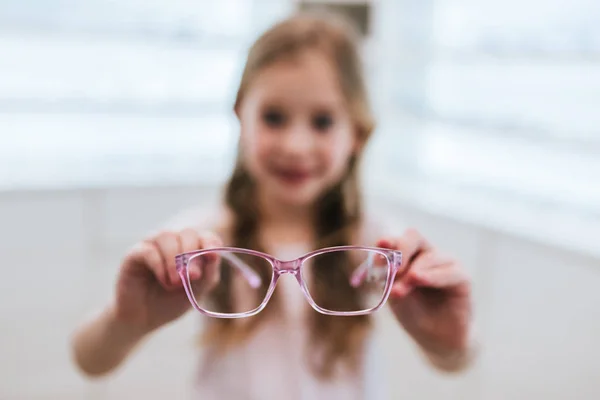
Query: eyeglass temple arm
349,252,375,288
218,253,262,289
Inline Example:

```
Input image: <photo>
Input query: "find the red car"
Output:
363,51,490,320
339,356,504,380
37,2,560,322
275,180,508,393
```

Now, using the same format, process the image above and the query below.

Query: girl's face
238,51,358,208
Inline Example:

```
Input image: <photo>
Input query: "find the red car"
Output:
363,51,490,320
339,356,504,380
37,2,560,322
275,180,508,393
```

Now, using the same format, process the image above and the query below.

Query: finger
132,241,170,289
389,249,449,297
375,237,396,249
389,279,413,298
153,231,182,288
196,231,224,284
399,229,433,262
377,230,432,267
198,231,223,263
187,255,203,281
394,230,433,281
179,228,201,252
411,264,469,289
198,231,223,249
408,250,454,276
180,228,203,280
372,239,393,267
374,253,388,267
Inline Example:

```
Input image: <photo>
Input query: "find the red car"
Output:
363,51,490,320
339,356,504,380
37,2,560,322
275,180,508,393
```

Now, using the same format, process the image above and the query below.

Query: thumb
188,231,223,281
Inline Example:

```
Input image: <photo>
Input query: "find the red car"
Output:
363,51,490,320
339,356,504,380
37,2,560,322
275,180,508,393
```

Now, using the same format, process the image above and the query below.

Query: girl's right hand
112,229,223,334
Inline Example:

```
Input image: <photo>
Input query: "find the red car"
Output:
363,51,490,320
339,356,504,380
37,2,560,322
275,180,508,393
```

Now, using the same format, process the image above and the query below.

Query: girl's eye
312,113,334,132
263,110,285,127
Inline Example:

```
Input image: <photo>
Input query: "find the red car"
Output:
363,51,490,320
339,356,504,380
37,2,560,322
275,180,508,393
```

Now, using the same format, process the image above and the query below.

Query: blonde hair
204,12,376,379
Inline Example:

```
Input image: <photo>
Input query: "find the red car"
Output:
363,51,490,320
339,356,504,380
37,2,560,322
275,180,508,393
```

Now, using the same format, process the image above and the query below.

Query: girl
71,13,476,399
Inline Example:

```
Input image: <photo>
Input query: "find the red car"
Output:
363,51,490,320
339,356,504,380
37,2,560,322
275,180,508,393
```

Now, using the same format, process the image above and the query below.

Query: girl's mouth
270,167,313,185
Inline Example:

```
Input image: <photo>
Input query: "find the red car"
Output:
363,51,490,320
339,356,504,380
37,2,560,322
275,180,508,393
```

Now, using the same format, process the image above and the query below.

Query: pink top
192,244,389,400
164,206,395,400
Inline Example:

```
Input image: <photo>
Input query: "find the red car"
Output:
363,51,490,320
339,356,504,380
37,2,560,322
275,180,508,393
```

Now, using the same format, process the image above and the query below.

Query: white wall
1,185,598,399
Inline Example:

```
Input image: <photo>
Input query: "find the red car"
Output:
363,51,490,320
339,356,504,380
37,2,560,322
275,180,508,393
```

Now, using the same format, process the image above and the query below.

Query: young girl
71,13,476,399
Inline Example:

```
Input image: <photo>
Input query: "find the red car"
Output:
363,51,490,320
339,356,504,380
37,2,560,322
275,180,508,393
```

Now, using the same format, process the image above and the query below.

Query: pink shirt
192,244,389,400
163,206,394,399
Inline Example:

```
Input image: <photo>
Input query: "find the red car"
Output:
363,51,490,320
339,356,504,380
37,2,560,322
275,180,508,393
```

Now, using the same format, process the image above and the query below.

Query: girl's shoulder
160,201,232,240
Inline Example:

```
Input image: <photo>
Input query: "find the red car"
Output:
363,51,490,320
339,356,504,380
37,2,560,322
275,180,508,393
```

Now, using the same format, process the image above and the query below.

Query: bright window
0,0,291,190
372,0,600,217
1,0,598,221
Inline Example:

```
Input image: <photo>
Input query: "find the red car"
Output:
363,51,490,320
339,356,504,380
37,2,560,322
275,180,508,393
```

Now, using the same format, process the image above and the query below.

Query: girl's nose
279,124,315,156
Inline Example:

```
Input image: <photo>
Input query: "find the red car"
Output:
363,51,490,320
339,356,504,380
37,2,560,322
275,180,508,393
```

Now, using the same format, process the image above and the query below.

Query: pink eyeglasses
175,246,404,318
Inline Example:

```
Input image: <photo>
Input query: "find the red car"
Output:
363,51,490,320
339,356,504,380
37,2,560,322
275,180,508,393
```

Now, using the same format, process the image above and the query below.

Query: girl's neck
257,191,316,246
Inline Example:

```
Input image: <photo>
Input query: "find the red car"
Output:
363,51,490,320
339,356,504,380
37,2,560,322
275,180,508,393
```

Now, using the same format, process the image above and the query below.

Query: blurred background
0,0,599,399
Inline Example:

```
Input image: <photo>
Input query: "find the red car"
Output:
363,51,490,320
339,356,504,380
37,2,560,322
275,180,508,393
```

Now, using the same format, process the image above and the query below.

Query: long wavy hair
202,12,376,379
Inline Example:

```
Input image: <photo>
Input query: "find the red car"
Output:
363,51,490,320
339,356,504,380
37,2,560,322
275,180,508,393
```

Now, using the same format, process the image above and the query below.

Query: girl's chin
269,185,321,207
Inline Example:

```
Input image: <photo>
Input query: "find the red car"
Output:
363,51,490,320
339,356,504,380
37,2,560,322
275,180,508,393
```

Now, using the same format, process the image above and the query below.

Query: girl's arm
360,211,477,373
71,204,228,377
71,304,150,377
378,229,477,374
421,337,479,373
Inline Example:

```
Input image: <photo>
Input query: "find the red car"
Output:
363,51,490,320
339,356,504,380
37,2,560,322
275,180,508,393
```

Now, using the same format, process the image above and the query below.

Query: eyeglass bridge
273,259,301,275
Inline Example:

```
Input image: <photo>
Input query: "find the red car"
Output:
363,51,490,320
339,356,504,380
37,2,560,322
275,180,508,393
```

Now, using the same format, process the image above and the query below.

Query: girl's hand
113,229,222,333
377,229,474,369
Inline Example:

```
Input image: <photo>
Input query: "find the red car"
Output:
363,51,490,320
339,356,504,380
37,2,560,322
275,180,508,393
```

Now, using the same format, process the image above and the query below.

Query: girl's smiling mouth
269,165,314,185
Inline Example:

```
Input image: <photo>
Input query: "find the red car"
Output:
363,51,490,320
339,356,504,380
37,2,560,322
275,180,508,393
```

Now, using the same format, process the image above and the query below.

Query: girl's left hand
377,229,473,365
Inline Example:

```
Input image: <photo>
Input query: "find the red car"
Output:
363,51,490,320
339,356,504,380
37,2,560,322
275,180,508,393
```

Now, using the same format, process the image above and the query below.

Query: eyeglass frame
175,245,404,319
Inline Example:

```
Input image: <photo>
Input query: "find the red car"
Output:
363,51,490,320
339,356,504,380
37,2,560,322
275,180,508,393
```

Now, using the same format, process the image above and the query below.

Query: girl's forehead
247,53,346,109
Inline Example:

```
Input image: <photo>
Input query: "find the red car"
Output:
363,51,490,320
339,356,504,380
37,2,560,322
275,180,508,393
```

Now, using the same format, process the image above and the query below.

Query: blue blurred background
1,1,599,399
